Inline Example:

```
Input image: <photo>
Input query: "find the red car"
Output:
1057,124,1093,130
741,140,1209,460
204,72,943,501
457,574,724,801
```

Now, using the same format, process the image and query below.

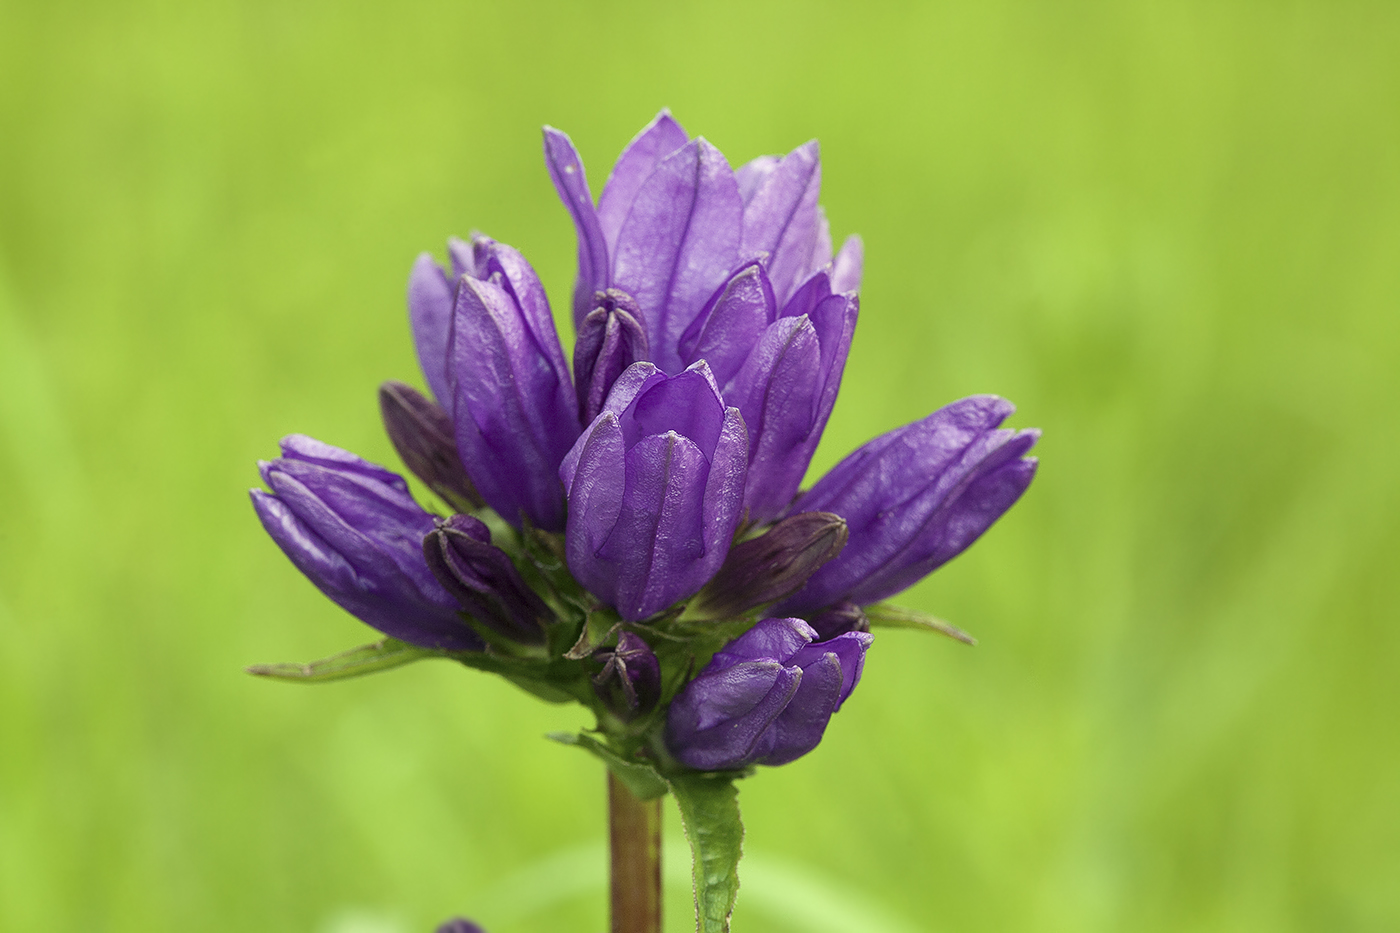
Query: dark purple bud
727,274,859,522
436,920,486,933
695,512,848,619
738,140,822,305
805,600,870,640
611,137,743,375
573,289,649,425
666,617,872,770
775,396,1040,616
448,235,581,531
250,435,482,652
559,361,748,622
592,631,662,717
378,380,483,513
543,126,610,328
423,514,552,646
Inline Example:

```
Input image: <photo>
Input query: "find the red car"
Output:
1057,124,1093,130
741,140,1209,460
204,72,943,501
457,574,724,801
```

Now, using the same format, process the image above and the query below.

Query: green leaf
547,732,670,800
245,638,440,683
670,773,743,933
864,602,977,645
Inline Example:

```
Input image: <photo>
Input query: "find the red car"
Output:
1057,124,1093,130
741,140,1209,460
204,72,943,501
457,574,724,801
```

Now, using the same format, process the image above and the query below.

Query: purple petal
701,406,749,562
611,138,743,374
620,363,726,456
831,235,864,294
448,275,579,531
735,154,781,204
794,630,872,710
678,262,778,386
467,236,573,385
599,432,712,620
276,434,409,491
755,650,842,765
407,254,455,406
597,109,690,254
708,617,816,670
727,315,823,521
573,292,649,426
543,126,611,326
810,207,833,272
562,413,628,602
666,660,802,771
740,140,822,304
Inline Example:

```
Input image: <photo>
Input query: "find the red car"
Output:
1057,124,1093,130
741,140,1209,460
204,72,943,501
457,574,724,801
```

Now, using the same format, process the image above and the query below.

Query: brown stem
609,771,662,933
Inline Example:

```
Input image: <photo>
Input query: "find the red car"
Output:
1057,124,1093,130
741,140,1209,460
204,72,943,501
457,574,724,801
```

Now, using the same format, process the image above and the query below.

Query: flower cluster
252,110,1038,777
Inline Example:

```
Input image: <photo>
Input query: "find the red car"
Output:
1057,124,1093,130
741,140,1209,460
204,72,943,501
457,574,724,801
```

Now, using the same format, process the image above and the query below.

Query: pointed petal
741,140,822,303
758,650,842,765
678,262,778,386
611,138,743,374
562,413,628,603
735,154,781,204
407,254,455,406
544,126,611,326
597,109,690,253
831,234,864,294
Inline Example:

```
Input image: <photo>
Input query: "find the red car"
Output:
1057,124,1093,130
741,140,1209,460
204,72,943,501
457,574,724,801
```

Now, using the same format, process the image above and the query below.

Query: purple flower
250,435,482,652
544,111,862,380
592,631,662,717
677,261,859,521
423,514,553,646
407,235,580,531
666,617,872,770
559,361,748,622
774,396,1039,616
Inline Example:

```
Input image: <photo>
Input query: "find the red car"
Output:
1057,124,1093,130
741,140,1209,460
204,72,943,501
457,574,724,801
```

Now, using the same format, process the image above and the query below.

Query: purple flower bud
695,512,848,619
448,235,580,531
559,361,748,622
666,617,872,770
250,435,482,652
573,289,649,425
436,920,486,933
423,514,552,646
774,396,1040,616
805,601,870,640
679,264,858,522
378,380,483,513
592,631,662,717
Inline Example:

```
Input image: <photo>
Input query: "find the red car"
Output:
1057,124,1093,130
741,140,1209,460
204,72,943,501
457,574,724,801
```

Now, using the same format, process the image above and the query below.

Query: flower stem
609,771,661,933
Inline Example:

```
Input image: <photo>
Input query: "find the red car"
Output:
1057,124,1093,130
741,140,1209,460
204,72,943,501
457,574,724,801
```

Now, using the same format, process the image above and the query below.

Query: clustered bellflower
251,110,1039,930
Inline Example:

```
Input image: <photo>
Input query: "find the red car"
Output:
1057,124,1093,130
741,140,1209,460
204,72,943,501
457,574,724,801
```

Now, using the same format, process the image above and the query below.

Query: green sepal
670,773,743,933
548,731,670,800
865,602,977,645
245,638,441,683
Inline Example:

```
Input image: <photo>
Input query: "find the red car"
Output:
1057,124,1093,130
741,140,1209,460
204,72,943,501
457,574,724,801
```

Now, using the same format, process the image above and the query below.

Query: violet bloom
666,617,872,770
544,111,862,379
407,235,579,531
559,361,747,622
250,435,482,652
775,396,1039,617
677,261,858,521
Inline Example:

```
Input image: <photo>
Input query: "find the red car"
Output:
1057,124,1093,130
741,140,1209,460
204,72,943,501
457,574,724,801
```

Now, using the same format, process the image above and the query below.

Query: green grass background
2,0,1398,930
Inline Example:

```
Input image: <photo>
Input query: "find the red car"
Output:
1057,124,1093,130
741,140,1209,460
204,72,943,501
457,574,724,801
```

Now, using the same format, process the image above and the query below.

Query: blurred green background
2,0,1398,930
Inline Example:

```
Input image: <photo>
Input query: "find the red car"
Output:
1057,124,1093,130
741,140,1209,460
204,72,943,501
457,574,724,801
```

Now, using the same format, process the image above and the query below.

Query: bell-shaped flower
445,235,580,531
573,289,649,425
775,396,1040,616
423,514,553,646
558,361,748,622
592,631,662,718
250,435,482,652
545,111,861,384
666,617,872,770
378,380,482,513
678,262,858,521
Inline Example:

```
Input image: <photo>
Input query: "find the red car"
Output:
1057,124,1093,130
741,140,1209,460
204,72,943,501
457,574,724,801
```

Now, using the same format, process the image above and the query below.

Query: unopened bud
573,289,649,425
379,380,483,512
592,631,661,718
806,600,870,640
423,515,551,645
695,512,848,619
